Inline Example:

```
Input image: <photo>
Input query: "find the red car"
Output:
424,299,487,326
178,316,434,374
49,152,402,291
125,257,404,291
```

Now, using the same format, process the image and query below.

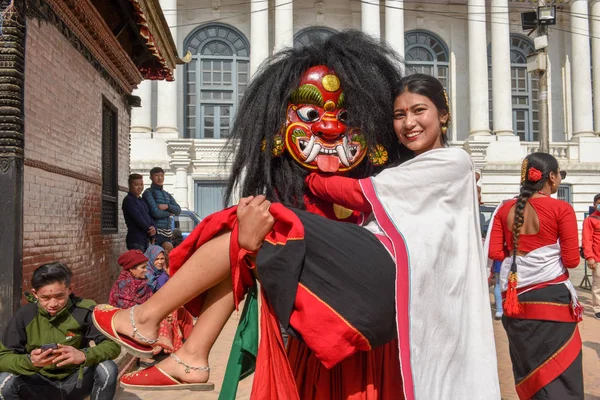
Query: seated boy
0,262,121,400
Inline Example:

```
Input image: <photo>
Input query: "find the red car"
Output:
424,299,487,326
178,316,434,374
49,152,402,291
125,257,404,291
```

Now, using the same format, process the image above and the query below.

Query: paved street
118,262,600,399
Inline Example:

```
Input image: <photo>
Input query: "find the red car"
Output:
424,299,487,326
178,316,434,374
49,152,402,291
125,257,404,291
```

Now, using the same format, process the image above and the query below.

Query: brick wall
22,20,131,302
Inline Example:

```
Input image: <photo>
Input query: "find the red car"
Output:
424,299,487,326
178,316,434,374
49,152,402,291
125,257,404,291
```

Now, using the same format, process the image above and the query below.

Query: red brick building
0,0,179,327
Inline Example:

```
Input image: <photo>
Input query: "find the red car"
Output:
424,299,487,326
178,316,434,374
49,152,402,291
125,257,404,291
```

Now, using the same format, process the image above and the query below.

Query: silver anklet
170,353,210,373
130,306,158,345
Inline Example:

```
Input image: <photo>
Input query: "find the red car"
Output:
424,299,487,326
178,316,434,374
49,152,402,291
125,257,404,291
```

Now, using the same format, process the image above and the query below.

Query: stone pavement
118,262,600,400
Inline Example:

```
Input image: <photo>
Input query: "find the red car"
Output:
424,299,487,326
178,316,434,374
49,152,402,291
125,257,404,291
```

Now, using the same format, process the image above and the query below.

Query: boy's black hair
31,262,73,290
149,167,165,176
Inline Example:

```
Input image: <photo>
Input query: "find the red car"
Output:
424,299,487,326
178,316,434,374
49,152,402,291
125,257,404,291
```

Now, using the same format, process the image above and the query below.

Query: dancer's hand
237,195,274,252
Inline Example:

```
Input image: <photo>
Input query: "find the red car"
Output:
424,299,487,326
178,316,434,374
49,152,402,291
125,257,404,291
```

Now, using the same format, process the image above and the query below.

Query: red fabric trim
287,337,404,400
305,173,373,213
515,327,582,400
251,288,300,400
169,204,304,314
511,302,580,323
290,284,371,368
501,274,569,300
360,178,414,400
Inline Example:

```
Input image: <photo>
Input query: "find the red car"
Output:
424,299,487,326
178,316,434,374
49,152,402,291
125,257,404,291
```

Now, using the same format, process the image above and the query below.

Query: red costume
489,196,579,267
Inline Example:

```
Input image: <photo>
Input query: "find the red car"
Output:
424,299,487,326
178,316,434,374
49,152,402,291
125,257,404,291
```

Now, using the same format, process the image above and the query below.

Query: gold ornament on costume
322,74,341,92
333,204,354,220
272,134,285,157
261,134,285,157
324,100,336,112
520,159,529,184
368,144,389,166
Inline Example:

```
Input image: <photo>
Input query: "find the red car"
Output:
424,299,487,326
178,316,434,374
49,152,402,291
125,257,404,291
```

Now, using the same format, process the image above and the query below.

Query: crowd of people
0,29,596,400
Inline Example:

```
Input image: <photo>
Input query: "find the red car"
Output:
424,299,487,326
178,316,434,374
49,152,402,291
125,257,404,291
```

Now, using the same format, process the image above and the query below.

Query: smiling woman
393,74,450,155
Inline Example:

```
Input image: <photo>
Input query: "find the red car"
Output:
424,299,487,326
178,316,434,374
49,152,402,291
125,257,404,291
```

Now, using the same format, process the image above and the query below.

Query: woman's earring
441,126,448,135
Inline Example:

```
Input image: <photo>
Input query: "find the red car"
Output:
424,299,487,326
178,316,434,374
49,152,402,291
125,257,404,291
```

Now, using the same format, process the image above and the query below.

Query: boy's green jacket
0,294,121,380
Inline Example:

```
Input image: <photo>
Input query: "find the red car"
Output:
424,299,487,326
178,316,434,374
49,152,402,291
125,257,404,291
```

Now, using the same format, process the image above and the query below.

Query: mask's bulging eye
297,107,320,122
338,110,348,123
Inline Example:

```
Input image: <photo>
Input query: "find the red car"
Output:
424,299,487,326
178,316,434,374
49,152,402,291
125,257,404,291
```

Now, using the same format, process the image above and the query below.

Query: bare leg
154,277,236,383
112,232,232,343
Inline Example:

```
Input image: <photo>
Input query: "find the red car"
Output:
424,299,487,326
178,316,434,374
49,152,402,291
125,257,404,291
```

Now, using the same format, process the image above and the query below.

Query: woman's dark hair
393,73,450,146
223,30,410,208
128,173,143,185
31,262,73,290
511,152,560,262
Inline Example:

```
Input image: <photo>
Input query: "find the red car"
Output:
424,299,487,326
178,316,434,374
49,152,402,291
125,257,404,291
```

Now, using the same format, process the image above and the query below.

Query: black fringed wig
223,30,408,208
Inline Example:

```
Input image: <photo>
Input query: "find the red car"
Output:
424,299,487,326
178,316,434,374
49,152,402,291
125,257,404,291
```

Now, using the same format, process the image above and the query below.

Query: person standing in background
122,173,155,251
582,193,600,319
143,167,181,247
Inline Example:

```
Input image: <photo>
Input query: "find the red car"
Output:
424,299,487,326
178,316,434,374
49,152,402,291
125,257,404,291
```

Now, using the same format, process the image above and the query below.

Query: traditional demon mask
283,65,368,173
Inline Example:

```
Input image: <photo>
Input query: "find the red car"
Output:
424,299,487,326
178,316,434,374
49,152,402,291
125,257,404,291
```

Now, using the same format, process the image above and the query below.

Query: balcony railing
521,142,571,160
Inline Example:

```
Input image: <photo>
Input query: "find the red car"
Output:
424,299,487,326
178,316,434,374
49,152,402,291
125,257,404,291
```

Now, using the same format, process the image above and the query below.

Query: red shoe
120,366,214,391
92,304,155,358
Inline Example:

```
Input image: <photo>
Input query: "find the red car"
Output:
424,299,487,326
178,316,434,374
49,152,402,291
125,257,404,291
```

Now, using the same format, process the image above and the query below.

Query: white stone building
130,0,600,229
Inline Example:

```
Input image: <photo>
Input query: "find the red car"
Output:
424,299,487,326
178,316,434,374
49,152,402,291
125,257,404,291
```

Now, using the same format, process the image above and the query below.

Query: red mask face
284,66,367,173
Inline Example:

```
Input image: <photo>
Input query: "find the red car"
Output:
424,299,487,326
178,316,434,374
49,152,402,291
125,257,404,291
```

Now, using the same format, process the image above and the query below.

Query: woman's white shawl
360,147,500,400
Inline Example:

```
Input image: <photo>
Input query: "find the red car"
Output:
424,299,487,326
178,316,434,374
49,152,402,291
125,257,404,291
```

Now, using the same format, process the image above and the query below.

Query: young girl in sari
94,74,500,399
488,153,582,399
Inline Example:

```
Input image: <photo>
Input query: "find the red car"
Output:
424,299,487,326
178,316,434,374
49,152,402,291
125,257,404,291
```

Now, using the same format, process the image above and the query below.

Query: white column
362,0,380,39
385,0,403,67
156,0,178,135
571,0,594,138
173,166,190,209
592,0,600,134
251,0,269,76
467,0,490,136
130,80,152,133
490,0,513,136
168,140,193,209
274,0,293,52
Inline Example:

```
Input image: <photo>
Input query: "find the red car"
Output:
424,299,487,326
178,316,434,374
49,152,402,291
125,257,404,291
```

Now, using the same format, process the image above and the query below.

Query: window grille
183,24,250,139
101,100,118,233
557,184,572,204
404,30,450,91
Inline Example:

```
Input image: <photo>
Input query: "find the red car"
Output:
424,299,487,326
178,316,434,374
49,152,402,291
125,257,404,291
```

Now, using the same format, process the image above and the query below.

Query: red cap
117,250,148,270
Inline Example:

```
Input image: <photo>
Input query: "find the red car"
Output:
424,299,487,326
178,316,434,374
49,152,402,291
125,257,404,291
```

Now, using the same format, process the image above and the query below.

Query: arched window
404,30,449,90
293,26,337,48
183,24,250,139
488,35,539,141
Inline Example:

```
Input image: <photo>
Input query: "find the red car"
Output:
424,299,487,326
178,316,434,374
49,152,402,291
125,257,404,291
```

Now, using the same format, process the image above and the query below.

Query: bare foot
113,306,159,346
155,351,210,383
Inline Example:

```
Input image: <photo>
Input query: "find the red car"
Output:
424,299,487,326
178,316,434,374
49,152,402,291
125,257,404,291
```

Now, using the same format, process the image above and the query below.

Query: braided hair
505,152,559,315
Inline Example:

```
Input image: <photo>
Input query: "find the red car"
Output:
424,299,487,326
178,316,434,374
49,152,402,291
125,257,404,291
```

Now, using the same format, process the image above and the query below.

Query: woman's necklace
536,191,549,197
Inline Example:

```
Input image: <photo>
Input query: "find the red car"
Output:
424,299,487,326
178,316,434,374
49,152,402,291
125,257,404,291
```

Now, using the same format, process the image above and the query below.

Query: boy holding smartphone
0,263,120,400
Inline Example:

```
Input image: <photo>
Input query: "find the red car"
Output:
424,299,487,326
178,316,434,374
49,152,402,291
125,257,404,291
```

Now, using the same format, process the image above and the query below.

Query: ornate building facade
130,0,600,226
0,0,178,326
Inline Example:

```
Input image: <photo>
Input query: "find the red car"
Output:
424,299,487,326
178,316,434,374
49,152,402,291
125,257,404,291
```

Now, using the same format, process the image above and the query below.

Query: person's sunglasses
560,171,567,179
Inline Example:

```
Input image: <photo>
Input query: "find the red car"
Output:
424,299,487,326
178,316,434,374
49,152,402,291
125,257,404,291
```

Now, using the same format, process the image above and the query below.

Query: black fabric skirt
256,208,397,363
502,284,584,400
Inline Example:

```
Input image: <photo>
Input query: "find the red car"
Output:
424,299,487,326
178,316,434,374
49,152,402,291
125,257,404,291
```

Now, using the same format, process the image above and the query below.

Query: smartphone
40,343,58,351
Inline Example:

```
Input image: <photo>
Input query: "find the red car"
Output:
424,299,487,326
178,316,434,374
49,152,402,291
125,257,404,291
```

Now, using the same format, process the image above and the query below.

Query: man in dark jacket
142,167,181,246
0,263,121,400
122,173,156,251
